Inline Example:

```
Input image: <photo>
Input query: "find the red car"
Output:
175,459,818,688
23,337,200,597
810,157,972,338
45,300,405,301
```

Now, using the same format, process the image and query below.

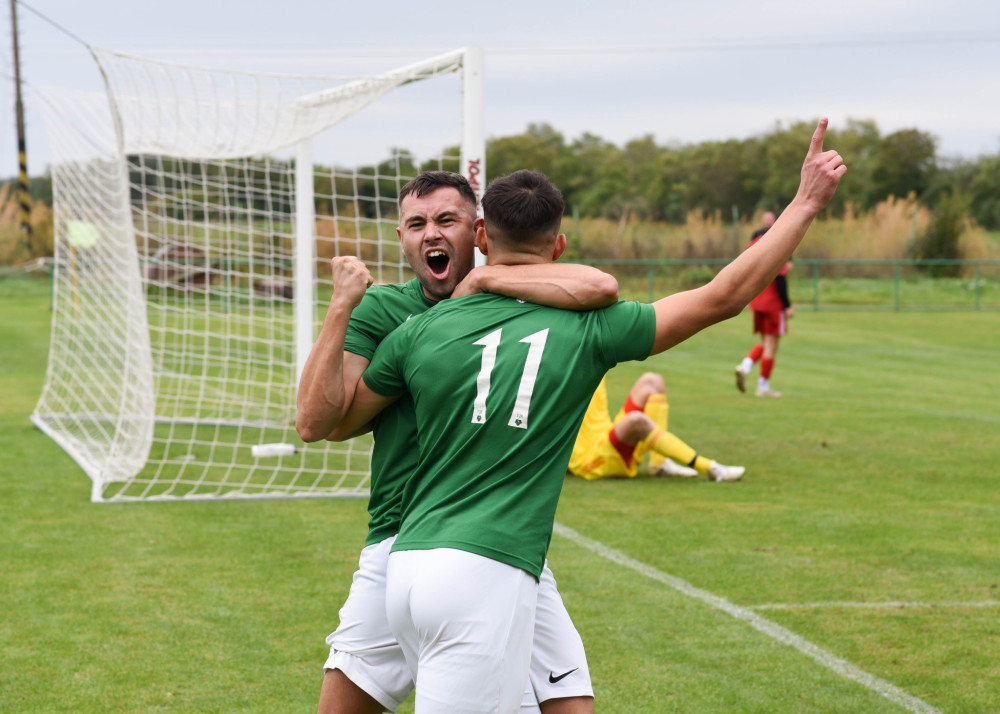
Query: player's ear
551,233,566,261
475,218,489,256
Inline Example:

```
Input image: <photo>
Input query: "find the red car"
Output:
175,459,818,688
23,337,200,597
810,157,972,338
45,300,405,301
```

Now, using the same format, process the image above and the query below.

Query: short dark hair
481,170,564,245
398,171,477,211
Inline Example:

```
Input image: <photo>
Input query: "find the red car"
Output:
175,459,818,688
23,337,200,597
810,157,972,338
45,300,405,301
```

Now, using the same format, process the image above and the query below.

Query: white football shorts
324,536,412,712
527,564,594,703
325,539,592,712
386,548,537,714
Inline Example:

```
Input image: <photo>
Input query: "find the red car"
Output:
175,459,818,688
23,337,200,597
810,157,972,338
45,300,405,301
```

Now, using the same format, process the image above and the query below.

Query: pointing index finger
808,117,829,156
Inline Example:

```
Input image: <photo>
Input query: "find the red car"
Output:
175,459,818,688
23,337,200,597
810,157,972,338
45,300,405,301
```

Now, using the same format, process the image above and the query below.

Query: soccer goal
30,46,485,502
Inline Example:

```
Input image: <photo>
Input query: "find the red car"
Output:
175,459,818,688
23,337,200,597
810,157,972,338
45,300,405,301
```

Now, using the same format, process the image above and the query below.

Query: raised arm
451,261,618,310
649,118,845,355
295,257,373,443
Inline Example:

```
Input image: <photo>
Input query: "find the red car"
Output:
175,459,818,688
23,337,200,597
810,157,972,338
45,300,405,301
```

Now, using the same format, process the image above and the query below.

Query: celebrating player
297,171,615,714
330,119,845,713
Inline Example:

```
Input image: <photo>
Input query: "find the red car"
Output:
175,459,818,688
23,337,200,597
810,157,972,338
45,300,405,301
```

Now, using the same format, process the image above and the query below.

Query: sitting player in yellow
568,372,745,482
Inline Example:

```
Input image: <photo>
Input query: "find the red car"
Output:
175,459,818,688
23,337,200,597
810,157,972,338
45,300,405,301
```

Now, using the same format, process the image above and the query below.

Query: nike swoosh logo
548,668,578,684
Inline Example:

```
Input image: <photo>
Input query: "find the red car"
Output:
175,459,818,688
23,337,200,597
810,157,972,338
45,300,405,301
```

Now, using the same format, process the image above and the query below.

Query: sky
1,0,999,178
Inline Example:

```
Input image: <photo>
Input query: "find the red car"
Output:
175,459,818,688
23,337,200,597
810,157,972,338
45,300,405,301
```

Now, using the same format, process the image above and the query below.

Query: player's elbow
592,273,619,307
296,417,330,443
707,274,754,320
701,287,746,324
296,424,322,443
570,272,619,309
720,295,747,320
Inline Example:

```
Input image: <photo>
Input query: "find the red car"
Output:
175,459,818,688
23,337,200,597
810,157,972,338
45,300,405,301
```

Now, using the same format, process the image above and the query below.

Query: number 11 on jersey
471,328,550,429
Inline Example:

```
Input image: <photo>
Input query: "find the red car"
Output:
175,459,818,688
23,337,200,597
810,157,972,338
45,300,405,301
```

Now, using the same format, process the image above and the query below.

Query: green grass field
2,277,999,713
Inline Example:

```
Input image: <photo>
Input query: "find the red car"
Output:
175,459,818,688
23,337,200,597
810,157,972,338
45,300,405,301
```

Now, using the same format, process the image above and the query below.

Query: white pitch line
552,522,942,714
751,600,1000,611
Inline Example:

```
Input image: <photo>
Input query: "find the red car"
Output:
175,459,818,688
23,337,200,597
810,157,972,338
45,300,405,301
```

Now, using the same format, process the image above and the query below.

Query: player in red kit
734,212,794,397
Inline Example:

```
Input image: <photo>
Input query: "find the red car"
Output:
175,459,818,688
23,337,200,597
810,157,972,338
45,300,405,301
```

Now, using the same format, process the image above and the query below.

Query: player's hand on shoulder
450,267,483,298
329,256,373,309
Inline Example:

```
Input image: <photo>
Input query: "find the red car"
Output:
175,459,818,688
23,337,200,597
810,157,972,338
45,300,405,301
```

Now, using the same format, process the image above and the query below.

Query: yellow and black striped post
10,0,32,251
16,139,31,240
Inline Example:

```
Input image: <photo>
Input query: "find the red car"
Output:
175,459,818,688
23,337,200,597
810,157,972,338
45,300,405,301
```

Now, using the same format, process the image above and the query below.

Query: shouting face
397,186,477,301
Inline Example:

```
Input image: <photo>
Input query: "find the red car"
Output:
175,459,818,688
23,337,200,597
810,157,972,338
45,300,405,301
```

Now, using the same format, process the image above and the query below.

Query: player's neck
487,253,550,267
485,241,558,267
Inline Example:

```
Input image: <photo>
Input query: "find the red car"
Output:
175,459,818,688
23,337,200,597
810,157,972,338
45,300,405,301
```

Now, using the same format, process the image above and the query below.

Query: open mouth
426,249,450,279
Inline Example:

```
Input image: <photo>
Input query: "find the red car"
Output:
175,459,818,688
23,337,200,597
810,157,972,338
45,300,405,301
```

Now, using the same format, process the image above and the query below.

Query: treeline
484,120,1000,230
4,117,999,260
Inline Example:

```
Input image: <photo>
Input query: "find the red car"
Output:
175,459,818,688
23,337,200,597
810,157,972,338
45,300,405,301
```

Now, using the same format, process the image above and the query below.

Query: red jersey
747,230,791,313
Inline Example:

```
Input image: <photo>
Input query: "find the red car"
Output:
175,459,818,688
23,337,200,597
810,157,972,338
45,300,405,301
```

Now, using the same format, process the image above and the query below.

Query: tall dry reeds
0,183,54,265
564,196,1000,263
566,209,746,261
3,183,997,270
796,196,928,261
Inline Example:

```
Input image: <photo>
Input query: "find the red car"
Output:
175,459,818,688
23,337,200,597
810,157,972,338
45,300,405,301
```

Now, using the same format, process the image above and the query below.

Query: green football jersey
364,293,656,578
343,278,437,546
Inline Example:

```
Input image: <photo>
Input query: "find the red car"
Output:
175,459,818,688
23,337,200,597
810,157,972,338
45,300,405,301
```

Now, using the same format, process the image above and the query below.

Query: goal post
294,137,316,387
30,47,485,502
460,46,486,210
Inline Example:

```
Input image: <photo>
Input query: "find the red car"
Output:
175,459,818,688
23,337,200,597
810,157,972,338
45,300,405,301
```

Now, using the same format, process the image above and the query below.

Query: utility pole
10,0,32,249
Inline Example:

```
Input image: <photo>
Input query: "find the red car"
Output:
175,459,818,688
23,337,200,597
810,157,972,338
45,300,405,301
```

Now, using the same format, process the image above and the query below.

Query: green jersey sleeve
362,323,411,398
344,279,435,360
344,287,399,360
596,300,656,365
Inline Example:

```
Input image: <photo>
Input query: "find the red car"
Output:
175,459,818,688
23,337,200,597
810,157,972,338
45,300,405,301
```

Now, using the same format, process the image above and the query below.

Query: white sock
739,357,754,373
758,377,769,390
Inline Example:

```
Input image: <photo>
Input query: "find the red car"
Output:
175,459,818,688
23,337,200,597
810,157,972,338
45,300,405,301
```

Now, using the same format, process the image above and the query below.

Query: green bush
911,191,966,276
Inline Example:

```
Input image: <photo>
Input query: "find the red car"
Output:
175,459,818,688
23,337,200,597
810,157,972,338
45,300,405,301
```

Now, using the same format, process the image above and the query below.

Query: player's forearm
649,198,819,354
712,198,817,315
463,262,618,310
650,119,842,355
326,376,397,442
713,120,842,310
295,302,353,442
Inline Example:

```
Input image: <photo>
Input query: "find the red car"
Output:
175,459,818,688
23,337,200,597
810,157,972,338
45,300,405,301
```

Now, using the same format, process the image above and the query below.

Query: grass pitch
2,278,998,713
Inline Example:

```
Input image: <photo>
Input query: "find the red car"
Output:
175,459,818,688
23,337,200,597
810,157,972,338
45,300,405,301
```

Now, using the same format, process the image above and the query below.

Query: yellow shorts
569,407,649,480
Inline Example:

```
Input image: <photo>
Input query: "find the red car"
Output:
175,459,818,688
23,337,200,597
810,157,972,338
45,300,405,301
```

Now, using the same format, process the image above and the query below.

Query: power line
126,32,1000,60
487,32,1000,56
16,0,89,49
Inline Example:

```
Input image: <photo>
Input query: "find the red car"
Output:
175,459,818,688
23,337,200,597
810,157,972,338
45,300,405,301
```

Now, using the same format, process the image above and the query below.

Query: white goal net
30,47,485,502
